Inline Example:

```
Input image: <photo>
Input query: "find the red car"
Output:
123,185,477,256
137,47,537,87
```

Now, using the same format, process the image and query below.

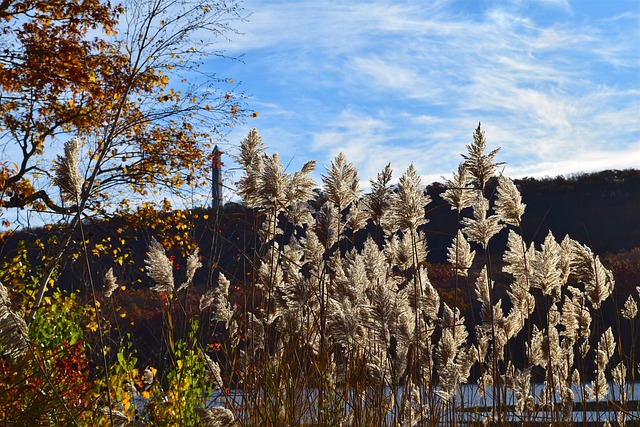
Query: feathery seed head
234,129,266,207
384,163,430,233
345,199,369,234
461,196,503,248
185,247,202,282
246,312,265,352
98,408,129,427
200,289,215,311
202,273,234,326
314,202,339,249
287,160,317,205
461,123,504,191
196,407,235,427
204,354,224,389
259,152,289,210
447,230,475,277
327,296,366,351
52,136,84,203
530,231,565,299
495,175,526,227
0,282,29,357
503,230,534,281
570,240,614,309
235,128,265,167
286,199,314,227
322,152,360,209
612,361,627,387
177,247,201,292
441,163,475,211
364,163,393,225
622,295,638,320
507,275,535,317
474,267,492,309
145,238,174,293
104,267,119,298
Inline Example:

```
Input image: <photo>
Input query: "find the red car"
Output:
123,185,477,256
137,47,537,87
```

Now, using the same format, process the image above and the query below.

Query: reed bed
0,124,636,426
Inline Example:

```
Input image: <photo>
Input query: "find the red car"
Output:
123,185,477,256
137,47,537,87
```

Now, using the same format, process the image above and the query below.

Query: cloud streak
219,0,639,190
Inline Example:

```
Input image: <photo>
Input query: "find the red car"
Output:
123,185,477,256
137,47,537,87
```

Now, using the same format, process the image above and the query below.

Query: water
206,382,640,425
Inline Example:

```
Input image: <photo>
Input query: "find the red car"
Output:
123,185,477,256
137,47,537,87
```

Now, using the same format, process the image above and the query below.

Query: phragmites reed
612,361,628,425
495,175,525,227
621,295,638,319
570,240,615,309
436,303,471,400
461,195,503,249
503,230,534,281
530,231,566,300
461,122,504,191
51,136,84,203
200,273,234,326
563,286,592,341
145,238,174,293
345,198,369,235
287,160,317,205
245,311,265,352
322,152,361,210
103,267,119,298
235,130,316,214
327,296,367,353
314,202,339,248
234,128,266,208
177,247,202,291
219,128,631,424
203,354,224,389
441,163,474,212
257,152,288,210
384,163,431,233
587,327,615,400
0,281,29,357
98,408,129,427
142,367,154,390
364,162,393,225
447,230,475,277
196,407,236,427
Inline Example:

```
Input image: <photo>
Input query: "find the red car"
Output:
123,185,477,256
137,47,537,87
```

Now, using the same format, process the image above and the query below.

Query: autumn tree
0,0,248,322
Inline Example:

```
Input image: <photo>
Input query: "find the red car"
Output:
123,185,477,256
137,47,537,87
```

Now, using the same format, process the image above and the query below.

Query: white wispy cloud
219,0,639,191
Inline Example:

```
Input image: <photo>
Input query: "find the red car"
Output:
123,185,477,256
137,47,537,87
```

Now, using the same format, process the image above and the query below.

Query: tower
212,145,223,208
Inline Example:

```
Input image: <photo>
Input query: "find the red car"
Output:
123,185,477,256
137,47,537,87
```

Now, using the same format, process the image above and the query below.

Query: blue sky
214,0,639,191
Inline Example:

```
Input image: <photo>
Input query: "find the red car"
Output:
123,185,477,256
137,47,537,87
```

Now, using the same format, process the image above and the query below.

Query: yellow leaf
87,321,98,332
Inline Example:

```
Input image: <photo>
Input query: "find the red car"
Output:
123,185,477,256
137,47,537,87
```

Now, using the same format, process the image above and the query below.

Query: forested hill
3,168,639,291
423,168,640,262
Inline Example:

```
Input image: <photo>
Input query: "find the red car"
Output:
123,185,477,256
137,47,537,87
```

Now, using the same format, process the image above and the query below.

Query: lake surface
206,381,640,425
